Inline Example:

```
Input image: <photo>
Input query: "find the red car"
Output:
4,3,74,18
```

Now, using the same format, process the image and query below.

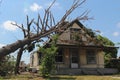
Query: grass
47,75,120,80
0,72,44,80
76,76,120,80
1,72,120,80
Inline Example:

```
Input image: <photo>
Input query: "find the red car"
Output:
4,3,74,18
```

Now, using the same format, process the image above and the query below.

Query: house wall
57,29,70,45
79,49,86,66
30,48,104,70
57,23,82,45
97,50,104,68
30,52,39,70
64,48,70,68
79,48,104,68
72,23,82,29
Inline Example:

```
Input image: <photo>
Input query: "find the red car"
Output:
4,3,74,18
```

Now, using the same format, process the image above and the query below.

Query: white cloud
2,20,18,31
0,43,5,48
24,3,43,13
30,3,43,12
113,32,119,37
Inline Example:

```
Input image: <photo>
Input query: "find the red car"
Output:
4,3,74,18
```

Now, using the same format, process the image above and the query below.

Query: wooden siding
30,52,39,70
80,49,86,65
64,48,70,68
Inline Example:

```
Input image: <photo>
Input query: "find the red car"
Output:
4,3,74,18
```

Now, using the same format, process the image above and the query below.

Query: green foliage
106,58,120,71
104,54,112,67
86,28,96,38
40,46,57,77
97,35,118,68
97,35,114,46
0,55,16,76
39,35,58,77
51,34,59,44
97,35,117,58
72,32,81,41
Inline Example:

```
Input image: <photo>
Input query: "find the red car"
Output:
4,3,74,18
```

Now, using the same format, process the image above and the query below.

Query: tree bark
14,48,23,75
0,38,30,58
0,27,56,59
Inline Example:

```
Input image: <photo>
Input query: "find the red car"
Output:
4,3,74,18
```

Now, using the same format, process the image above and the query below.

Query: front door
70,48,79,68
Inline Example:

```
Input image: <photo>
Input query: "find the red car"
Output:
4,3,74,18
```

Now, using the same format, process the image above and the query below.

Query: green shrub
39,45,57,77
0,55,16,76
39,35,58,77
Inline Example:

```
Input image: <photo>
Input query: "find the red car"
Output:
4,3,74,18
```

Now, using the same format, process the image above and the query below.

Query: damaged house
30,20,118,75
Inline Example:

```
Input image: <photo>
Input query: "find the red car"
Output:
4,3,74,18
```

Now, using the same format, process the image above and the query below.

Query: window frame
55,48,64,63
86,50,96,64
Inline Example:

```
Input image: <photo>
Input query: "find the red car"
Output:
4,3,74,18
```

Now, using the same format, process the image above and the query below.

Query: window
86,50,96,64
55,48,63,63
70,49,78,63
70,28,81,41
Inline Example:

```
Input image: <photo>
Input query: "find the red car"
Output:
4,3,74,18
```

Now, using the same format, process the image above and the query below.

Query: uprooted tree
0,0,91,74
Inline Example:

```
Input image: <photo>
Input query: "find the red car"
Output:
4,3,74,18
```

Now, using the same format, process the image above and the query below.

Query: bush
106,58,120,71
0,55,16,76
39,45,57,77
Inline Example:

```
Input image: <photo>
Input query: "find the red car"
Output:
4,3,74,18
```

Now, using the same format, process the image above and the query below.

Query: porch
55,47,104,69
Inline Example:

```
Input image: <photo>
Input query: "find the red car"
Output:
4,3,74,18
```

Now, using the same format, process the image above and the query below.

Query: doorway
70,48,79,68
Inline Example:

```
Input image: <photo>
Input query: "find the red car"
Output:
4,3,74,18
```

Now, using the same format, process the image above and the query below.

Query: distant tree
97,35,118,67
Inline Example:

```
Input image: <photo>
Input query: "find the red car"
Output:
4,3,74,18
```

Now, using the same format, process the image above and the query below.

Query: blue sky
0,0,120,63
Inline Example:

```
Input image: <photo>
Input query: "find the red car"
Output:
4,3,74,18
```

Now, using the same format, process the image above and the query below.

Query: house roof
45,19,119,50
56,19,103,46
67,20,96,38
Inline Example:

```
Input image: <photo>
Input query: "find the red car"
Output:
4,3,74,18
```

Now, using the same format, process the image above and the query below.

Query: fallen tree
0,0,91,75
0,0,89,58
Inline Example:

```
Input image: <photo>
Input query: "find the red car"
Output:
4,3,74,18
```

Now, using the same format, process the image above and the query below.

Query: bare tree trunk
0,38,30,59
14,48,23,75
0,28,55,59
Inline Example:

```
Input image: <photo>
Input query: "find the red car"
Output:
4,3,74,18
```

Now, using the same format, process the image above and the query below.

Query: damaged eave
103,46,119,50
104,46,119,49
57,44,119,50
